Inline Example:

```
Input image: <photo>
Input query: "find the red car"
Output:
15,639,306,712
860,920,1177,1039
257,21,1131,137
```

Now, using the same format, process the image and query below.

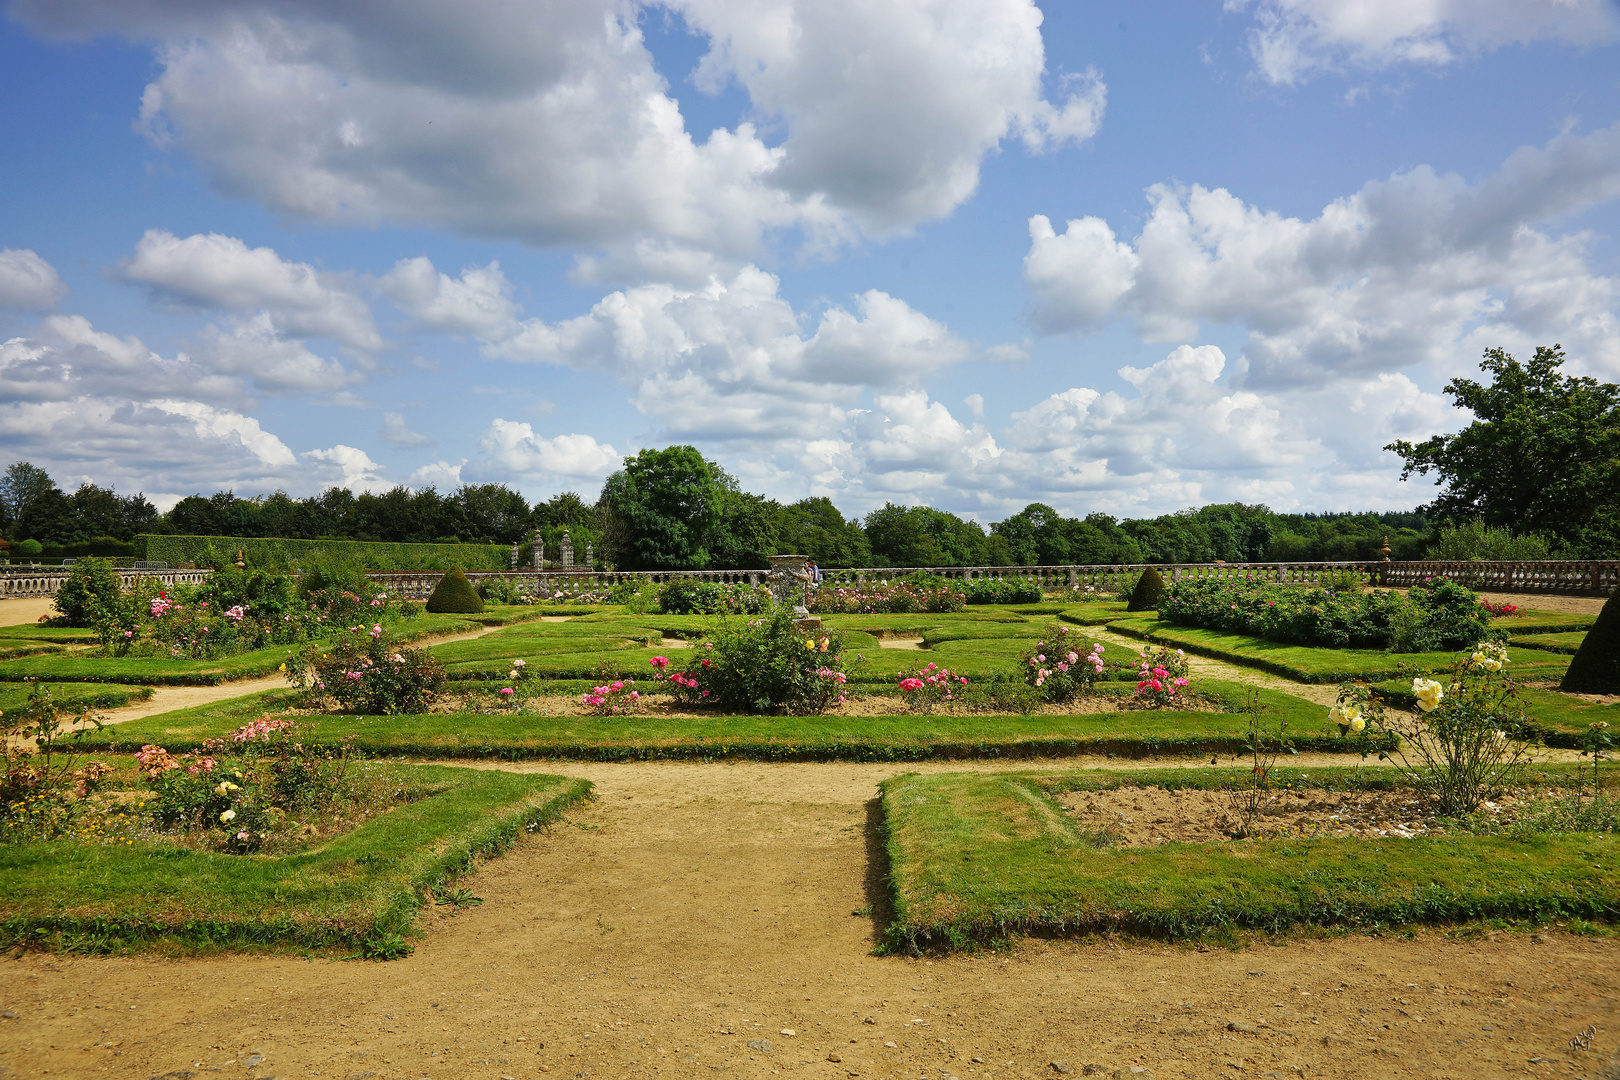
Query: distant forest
0,455,1438,569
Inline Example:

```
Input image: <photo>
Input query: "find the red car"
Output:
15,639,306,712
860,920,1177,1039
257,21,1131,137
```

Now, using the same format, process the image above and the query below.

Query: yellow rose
1412,677,1444,713
1349,717,1366,733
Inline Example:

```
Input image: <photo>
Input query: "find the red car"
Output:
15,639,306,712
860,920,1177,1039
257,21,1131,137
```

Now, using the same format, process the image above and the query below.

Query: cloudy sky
2,0,1618,519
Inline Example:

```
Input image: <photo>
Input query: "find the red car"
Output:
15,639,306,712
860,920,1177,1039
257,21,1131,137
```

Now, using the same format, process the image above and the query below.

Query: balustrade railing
367,559,1619,600
0,567,213,598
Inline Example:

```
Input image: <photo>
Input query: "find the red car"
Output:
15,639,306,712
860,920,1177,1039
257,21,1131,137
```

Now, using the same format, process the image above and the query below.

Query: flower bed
808,582,965,615
1157,576,1491,652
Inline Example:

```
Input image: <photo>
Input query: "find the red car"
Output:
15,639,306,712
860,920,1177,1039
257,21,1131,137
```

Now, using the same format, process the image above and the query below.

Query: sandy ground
2,757,1616,1080
0,597,60,625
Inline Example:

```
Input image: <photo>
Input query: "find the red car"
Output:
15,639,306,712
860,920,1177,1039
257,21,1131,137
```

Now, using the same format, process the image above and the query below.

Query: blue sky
2,0,1618,520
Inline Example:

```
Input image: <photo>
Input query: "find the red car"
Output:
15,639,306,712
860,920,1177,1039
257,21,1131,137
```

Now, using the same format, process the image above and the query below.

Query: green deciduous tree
597,446,728,570
1385,345,1620,557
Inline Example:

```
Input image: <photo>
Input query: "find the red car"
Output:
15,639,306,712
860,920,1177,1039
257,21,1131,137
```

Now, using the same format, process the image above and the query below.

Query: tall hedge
1127,566,1166,612
140,535,510,573
1561,590,1620,694
425,567,485,614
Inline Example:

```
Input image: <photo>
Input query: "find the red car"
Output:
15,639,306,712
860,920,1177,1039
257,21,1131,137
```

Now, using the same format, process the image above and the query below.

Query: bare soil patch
1057,784,1589,845
3,758,1615,1080
424,689,1224,718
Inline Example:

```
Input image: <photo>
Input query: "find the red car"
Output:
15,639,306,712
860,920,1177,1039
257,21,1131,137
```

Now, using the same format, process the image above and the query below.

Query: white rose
220,809,237,823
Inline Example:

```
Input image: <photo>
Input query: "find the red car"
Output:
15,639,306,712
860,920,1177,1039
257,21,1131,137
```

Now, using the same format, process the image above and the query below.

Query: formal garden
1,549,1616,962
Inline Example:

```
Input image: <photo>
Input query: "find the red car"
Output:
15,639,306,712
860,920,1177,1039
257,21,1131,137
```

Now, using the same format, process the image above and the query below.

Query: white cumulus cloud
1024,121,1620,386
1228,0,1620,85
122,229,380,350
0,249,67,311
470,421,621,487
14,0,1101,273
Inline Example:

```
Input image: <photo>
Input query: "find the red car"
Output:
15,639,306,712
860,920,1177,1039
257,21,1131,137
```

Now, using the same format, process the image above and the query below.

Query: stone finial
560,529,575,569
585,541,594,571
1380,534,1392,562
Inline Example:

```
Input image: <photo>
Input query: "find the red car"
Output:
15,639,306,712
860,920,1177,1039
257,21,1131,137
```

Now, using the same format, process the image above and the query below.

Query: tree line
0,450,1430,569
4,342,1612,567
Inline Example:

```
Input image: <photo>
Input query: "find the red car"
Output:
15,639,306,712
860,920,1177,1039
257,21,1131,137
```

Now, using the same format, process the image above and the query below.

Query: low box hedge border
0,765,590,957
73,680,1382,764
878,766,1619,952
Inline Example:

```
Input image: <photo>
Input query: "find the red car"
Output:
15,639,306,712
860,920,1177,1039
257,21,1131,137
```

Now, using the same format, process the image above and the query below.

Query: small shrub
16,539,42,556
1126,567,1165,612
2,682,109,843
1019,624,1106,703
1331,641,1534,815
658,579,770,615
957,674,1041,714
51,557,124,627
293,629,447,714
1318,567,1365,594
476,576,530,605
425,567,484,614
651,606,856,714
894,662,968,713
964,578,1043,604
135,717,353,852
581,679,641,716
1561,588,1619,694
1134,646,1190,707
807,581,965,615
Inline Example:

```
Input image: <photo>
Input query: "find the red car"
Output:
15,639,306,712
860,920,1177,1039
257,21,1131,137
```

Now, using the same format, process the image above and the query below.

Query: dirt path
1082,626,1344,707
3,757,1615,1080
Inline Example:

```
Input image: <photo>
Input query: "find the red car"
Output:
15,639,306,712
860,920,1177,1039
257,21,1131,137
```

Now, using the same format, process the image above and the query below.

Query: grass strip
1103,617,1571,683
0,764,589,957
879,766,1619,951
1490,611,1597,634
1508,631,1587,655
0,618,483,686
74,680,1369,763
0,681,154,712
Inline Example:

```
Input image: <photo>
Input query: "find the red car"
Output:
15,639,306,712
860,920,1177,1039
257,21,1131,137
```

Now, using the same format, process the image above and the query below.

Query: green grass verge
0,682,154,712
1508,631,1587,655
0,625,100,643
1491,610,1598,634
879,766,1619,951
73,679,1368,762
0,642,64,661
0,764,589,957
1104,617,1571,684
0,618,482,686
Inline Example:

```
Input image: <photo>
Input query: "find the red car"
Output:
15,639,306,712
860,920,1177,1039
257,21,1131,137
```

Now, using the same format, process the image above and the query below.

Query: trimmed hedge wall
140,535,512,573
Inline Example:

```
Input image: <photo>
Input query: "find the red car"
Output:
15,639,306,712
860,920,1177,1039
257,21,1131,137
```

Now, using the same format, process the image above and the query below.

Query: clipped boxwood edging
878,768,1620,952
0,766,590,957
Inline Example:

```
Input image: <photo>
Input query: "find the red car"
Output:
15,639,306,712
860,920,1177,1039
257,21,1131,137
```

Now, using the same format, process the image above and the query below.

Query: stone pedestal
560,530,575,570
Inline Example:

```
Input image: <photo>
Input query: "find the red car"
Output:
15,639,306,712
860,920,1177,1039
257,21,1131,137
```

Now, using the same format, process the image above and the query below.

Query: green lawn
0,624,99,643
0,764,589,956
0,616,483,685
1509,631,1587,655
1490,610,1598,635
0,681,154,712
879,766,1619,951
71,678,1362,762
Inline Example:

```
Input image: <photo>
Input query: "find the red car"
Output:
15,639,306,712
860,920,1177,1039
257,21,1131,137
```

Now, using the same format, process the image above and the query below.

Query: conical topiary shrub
1561,589,1620,694
425,566,485,614
1126,566,1166,612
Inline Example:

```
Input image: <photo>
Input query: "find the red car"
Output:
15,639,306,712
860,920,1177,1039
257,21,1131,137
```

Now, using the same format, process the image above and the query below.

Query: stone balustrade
0,567,214,598
369,559,1620,600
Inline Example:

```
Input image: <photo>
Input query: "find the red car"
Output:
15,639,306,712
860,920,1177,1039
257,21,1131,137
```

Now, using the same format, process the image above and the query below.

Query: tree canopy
1385,345,1620,557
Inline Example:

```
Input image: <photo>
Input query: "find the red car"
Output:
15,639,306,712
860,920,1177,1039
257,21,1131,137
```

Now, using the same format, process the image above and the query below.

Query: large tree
596,446,728,570
1385,345,1620,556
